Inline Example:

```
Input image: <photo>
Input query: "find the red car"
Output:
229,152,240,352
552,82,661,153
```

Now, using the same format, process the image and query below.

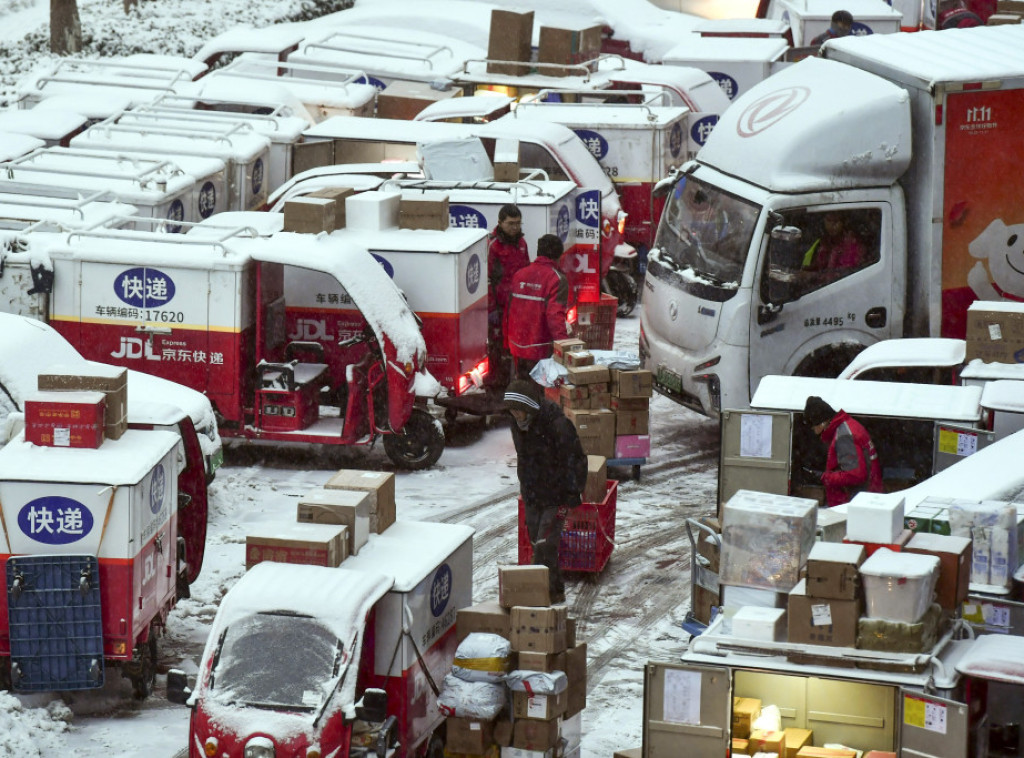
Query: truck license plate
656,366,682,394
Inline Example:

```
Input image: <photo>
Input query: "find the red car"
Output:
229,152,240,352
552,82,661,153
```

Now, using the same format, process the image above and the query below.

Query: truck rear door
643,661,730,758
718,409,791,515
899,690,969,758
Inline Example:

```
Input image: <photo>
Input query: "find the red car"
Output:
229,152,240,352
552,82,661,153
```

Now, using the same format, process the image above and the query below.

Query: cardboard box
788,579,860,647
566,616,577,647
732,606,786,641
502,747,555,758
512,689,567,720
584,455,607,504
905,533,972,611
805,541,865,600
843,528,913,558
296,487,371,556
446,717,495,755
307,186,354,229
324,469,395,533
564,641,587,716
796,748,857,758
283,196,335,233
611,369,653,398
245,522,348,570
564,350,594,368
613,751,641,758
515,650,565,673
537,24,602,77
24,391,106,449
291,139,334,175
499,565,551,608
488,10,534,76
399,192,450,231
494,162,520,182
614,408,649,436
784,728,813,758
588,387,610,410
457,601,512,643
38,363,127,440
732,697,761,739
965,302,1024,364
561,711,582,752
552,338,586,363
566,364,610,386
610,396,649,411
565,408,615,458
345,190,401,231
614,434,650,459
558,384,589,410
847,492,905,544
748,729,785,756
511,717,560,751
863,752,897,758
493,719,514,748
731,738,751,756
510,605,567,653
376,80,462,121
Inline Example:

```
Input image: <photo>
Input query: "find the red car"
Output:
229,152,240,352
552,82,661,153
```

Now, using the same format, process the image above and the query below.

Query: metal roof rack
301,31,456,69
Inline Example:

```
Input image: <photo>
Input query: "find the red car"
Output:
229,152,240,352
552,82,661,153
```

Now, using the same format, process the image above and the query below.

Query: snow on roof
337,225,487,253
784,0,901,18
751,375,984,422
127,106,308,142
512,101,690,128
693,17,789,34
0,428,180,485
600,57,730,112
968,299,1024,314
306,115,476,142
698,56,912,194
17,146,216,180
187,211,285,238
193,25,307,63
0,109,87,140
414,94,513,122
954,634,1024,685
171,77,314,124
961,359,1024,381
981,380,1024,414
342,520,473,592
1,163,194,203
0,132,44,161
662,33,789,64
837,338,966,380
71,120,270,163
32,93,134,120
0,194,137,231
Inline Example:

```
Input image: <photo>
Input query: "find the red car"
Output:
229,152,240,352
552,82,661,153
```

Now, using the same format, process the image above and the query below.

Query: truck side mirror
166,669,192,705
757,302,782,325
356,688,388,723
770,225,802,242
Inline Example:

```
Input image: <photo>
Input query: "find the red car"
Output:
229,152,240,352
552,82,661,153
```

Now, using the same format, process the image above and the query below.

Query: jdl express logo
115,267,176,308
149,464,166,515
710,72,739,101
449,205,488,230
669,121,683,158
18,496,94,545
575,190,601,228
691,115,719,147
574,129,609,161
430,563,453,617
251,158,264,197
371,254,395,278
466,254,481,295
557,204,571,243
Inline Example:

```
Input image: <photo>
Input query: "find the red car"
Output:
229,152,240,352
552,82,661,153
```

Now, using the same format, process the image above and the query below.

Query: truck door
718,409,791,514
899,690,969,758
750,204,898,395
643,661,730,758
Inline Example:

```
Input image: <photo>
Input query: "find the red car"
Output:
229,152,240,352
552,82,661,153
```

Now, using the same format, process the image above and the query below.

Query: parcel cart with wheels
517,480,617,574
681,516,722,636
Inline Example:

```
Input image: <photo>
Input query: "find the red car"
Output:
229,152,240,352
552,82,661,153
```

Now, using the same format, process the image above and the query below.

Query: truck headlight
244,737,276,758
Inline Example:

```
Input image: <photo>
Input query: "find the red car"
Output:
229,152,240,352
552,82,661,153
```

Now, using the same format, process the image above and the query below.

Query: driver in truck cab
801,211,870,283
803,395,884,507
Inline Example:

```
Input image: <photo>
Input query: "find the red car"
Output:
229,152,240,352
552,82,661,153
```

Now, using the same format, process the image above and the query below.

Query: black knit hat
504,379,541,413
803,395,835,427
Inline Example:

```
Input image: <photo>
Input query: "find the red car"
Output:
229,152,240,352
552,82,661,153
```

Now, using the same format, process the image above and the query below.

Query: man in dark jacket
506,234,570,380
504,379,587,603
803,395,884,507
485,204,529,392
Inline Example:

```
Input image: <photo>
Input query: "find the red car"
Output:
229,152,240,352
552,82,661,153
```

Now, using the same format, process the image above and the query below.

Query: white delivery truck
0,187,137,233
639,25,1024,417
661,34,791,103
765,0,903,45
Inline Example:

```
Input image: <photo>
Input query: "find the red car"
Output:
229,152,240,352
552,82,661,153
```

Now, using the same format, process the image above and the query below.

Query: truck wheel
128,635,158,700
384,408,445,470
605,271,639,317
794,343,865,379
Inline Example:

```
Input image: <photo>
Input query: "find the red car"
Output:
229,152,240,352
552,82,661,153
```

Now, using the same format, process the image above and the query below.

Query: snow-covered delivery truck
639,25,1024,417
171,520,474,758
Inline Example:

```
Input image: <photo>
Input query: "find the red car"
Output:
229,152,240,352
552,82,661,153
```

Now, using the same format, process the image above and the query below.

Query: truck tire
384,407,445,470
128,634,158,700
793,343,865,379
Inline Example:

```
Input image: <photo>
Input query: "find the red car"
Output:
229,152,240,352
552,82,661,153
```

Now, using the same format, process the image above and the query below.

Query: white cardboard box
846,491,905,544
345,190,400,231
731,605,786,641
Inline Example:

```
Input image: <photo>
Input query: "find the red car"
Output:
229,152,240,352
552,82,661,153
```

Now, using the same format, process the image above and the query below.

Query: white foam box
344,190,401,231
722,584,787,615
731,606,786,641
846,491,905,544
859,547,939,623
296,487,371,556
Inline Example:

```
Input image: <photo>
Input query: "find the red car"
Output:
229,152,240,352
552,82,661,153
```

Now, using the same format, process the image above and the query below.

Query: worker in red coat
485,204,529,392
506,234,570,380
803,395,884,507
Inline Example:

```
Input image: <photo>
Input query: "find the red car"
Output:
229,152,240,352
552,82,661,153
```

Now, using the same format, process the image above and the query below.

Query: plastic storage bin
518,480,617,573
860,547,940,623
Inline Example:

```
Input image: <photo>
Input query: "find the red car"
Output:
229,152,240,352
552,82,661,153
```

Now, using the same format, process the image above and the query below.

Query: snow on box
343,520,473,592
0,109,88,142
32,92,134,121
0,193,138,232
981,380,1024,413
72,118,270,164
0,132,44,162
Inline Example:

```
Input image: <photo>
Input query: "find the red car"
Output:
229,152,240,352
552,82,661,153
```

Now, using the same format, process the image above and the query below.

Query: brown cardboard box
863,752,897,758
38,364,128,440
493,162,520,182
499,565,551,608
376,80,462,121
805,542,865,600
784,728,813,758
611,369,654,398
788,579,860,647
510,606,567,653
445,717,495,754
906,533,972,611
559,384,589,410
732,697,761,739
965,303,1024,364
566,364,610,385
24,392,106,449
614,408,649,436
515,650,566,673
296,488,370,556
610,396,649,411
292,140,334,175
553,338,587,362
584,455,607,504
512,717,560,751
487,9,534,76
457,601,511,643
564,641,587,716
749,730,785,756
324,469,395,533
566,408,615,458
589,387,610,410
537,24,602,77
512,689,567,720
797,748,857,758
566,616,577,647
245,522,348,570
307,186,354,229
283,196,334,233
731,738,751,756
987,11,1024,23
564,350,594,368
493,718,514,747
399,193,450,231
613,751,641,758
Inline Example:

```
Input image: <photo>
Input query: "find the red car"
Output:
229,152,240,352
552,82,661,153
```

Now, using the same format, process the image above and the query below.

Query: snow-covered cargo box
661,35,790,103
0,186,138,232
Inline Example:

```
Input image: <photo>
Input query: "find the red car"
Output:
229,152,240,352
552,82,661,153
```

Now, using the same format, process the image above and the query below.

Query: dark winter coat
820,409,884,507
510,399,587,511
506,257,569,361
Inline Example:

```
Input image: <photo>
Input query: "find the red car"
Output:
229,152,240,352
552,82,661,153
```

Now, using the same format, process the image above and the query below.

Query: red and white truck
171,519,474,758
639,25,1024,417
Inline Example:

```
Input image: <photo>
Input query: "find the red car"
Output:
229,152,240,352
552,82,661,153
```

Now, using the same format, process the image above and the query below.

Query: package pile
23,364,129,449
439,565,586,758
546,338,652,461
485,10,601,79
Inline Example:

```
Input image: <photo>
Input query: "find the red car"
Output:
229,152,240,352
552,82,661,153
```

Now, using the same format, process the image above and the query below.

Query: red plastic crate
518,480,617,573
573,293,617,350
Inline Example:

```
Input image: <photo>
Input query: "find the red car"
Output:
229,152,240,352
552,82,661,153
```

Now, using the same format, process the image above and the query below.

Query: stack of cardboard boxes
26,364,129,448
964,300,1024,364
282,186,354,233
448,566,587,758
487,10,534,76
537,24,602,77
787,542,864,648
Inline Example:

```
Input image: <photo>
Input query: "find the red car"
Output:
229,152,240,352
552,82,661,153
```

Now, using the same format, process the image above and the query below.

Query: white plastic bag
436,674,506,720
452,632,511,682
752,704,782,733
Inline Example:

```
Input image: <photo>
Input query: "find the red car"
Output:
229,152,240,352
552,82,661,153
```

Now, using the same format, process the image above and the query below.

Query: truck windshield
208,612,346,711
651,176,759,290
